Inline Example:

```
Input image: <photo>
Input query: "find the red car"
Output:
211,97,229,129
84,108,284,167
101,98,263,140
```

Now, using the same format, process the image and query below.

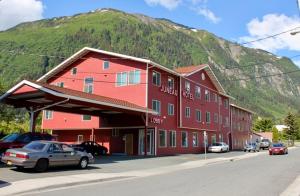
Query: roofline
0,80,156,115
230,104,255,114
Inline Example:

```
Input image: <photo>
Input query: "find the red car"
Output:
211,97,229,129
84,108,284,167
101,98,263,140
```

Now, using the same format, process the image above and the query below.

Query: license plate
7,161,12,165
10,153,16,157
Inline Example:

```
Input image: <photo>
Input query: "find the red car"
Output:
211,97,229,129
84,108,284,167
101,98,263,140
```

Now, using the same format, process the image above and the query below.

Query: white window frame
195,86,201,99
214,113,218,123
129,69,141,85
167,76,175,89
152,71,161,86
56,82,64,88
185,107,191,118
71,67,77,75
181,131,188,148
206,112,210,124
77,135,83,143
82,115,91,121
152,99,161,115
192,132,199,147
168,103,174,116
169,130,176,147
116,72,128,87
84,77,94,93
103,61,110,70
205,89,210,102
112,129,119,137
159,130,167,148
185,81,190,93
44,110,53,120
196,109,201,122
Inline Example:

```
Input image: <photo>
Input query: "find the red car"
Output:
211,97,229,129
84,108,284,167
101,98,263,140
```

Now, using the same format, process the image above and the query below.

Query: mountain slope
0,8,299,119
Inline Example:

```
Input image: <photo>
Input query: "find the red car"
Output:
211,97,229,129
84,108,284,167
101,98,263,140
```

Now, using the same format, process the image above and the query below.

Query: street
22,147,300,196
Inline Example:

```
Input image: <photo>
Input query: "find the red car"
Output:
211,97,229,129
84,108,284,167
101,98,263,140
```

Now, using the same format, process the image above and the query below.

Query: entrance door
124,134,133,155
138,129,154,155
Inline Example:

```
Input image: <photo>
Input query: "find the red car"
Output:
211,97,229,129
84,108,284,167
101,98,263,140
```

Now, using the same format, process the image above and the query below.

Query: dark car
260,139,271,150
0,132,53,157
71,141,108,156
269,143,288,155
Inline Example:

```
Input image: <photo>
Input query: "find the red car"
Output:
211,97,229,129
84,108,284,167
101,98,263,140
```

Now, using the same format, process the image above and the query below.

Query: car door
47,143,65,167
61,144,80,165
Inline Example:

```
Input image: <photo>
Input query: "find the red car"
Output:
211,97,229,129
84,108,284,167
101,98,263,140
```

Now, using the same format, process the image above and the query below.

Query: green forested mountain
0,8,299,119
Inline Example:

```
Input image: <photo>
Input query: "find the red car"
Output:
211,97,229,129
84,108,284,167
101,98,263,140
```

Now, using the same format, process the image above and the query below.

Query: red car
269,143,288,155
0,133,53,157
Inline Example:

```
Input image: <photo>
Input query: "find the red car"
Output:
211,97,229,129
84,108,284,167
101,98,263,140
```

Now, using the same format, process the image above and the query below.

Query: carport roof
0,80,156,115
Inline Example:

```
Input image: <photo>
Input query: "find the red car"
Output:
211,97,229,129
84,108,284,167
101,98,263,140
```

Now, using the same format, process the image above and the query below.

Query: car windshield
212,143,221,146
0,133,20,142
272,143,283,147
262,139,269,142
24,142,47,151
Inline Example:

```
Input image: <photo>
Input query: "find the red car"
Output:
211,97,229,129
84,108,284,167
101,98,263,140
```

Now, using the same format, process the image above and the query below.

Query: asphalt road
0,150,246,182
25,148,300,196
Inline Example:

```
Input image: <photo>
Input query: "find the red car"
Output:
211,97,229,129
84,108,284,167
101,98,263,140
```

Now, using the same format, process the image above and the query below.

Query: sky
0,0,300,66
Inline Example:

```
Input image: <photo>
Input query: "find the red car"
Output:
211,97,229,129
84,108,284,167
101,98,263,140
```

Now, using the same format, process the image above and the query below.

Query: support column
91,128,95,141
144,125,147,156
29,110,39,133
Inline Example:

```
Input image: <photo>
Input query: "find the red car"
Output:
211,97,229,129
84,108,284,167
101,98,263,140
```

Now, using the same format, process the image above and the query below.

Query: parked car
1,141,94,172
0,132,53,157
71,141,108,156
244,143,260,152
269,143,288,155
260,139,271,150
208,142,229,153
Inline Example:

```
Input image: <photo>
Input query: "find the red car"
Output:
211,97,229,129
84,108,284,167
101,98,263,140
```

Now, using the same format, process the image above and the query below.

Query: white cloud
145,0,182,10
0,0,44,31
293,60,300,67
240,14,300,53
194,7,221,24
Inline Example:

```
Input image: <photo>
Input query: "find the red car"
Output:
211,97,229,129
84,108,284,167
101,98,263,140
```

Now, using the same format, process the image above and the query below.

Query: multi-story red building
230,104,254,150
1,47,253,156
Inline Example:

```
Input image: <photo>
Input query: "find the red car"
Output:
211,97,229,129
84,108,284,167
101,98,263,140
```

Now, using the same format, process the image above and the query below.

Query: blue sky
1,0,300,66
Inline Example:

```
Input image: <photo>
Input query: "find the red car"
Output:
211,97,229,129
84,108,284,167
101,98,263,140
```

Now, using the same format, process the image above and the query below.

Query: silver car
208,142,229,153
1,141,94,172
244,143,260,152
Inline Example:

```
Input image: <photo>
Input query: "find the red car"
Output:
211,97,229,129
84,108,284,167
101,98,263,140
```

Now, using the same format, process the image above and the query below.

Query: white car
208,142,229,153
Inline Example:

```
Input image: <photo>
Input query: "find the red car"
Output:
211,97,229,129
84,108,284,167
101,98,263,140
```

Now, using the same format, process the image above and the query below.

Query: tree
284,112,300,142
272,126,279,142
253,118,274,132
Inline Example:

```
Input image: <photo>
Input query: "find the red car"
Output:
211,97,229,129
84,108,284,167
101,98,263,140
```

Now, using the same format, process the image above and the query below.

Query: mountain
0,8,299,119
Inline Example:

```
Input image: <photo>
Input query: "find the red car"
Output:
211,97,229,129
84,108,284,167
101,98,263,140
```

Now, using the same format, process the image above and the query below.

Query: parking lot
0,151,253,183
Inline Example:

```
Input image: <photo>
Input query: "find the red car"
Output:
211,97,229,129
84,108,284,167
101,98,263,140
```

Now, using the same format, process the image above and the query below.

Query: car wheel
79,157,89,169
34,159,48,172
244,150,246,152
286,151,288,155
16,166,24,171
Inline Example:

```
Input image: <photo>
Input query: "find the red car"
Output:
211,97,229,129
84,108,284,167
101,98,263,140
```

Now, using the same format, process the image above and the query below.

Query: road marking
281,175,300,196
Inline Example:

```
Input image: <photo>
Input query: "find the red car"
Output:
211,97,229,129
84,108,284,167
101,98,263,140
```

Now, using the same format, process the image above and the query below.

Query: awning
0,80,156,116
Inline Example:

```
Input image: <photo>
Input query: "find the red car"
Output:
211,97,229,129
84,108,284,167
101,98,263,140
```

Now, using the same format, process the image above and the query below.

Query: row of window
116,70,141,86
44,111,92,121
70,61,110,76
159,130,223,148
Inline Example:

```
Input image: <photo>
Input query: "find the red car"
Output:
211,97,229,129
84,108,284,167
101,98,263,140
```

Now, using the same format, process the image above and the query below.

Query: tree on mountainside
284,112,300,142
253,118,274,132
272,126,280,142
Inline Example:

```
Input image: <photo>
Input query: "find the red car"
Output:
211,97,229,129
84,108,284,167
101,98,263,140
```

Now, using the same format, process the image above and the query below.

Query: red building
230,104,254,150
0,47,253,155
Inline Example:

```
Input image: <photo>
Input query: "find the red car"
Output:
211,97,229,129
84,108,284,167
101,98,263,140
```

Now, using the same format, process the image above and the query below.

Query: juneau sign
160,85,178,96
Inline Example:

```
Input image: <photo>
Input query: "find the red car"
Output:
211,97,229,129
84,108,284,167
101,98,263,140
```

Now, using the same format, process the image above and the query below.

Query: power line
240,26,300,45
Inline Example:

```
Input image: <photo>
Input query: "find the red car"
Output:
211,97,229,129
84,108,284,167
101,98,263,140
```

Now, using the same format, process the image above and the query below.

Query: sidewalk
0,151,268,196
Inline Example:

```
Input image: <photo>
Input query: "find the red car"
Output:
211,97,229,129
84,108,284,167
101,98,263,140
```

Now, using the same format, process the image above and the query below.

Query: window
185,81,190,92
44,110,53,120
129,70,141,85
84,77,93,93
168,103,174,116
196,110,201,122
159,130,167,147
192,132,198,147
116,72,128,86
169,131,176,147
152,71,161,86
224,99,229,109
168,77,174,89
195,86,201,99
152,100,161,115
71,67,77,75
56,82,64,88
112,129,119,137
214,113,218,123
214,93,218,102
205,89,210,101
82,115,91,121
225,117,229,127
211,134,216,144
77,135,83,143
185,107,190,118
206,112,210,124
219,134,223,142
220,115,222,124
181,131,188,147
219,96,222,105
103,61,109,69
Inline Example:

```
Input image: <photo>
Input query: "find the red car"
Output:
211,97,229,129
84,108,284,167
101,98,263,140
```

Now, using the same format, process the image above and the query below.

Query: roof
37,47,228,96
0,80,156,115
230,104,254,114
174,64,207,75
255,132,273,140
